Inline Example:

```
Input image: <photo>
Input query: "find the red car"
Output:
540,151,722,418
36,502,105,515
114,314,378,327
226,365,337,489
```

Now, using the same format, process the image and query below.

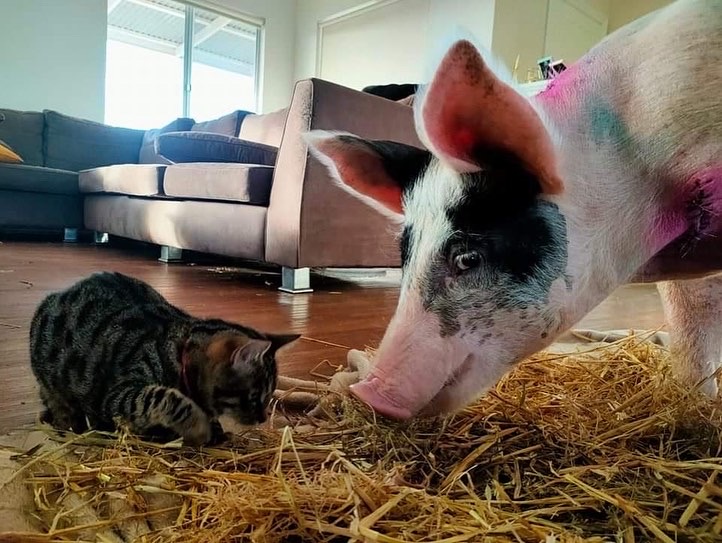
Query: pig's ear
304,130,431,218
415,40,563,194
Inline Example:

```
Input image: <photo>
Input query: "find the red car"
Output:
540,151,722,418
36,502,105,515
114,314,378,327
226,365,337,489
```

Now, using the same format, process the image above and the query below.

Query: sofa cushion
84,195,266,260
163,163,273,205
0,109,44,166
0,163,78,195
79,164,166,196
239,108,288,147
191,110,250,137
44,110,145,171
138,117,195,164
156,132,277,166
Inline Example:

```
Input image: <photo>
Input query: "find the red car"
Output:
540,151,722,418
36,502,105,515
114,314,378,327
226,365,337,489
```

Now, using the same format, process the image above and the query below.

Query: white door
318,0,431,91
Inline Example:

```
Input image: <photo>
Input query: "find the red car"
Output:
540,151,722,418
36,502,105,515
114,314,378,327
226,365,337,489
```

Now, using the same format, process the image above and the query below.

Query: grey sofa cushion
0,109,45,166
163,163,274,205
139,117,195,164
156,131,277,166
79,164,167,196
44,110,145,171
0,163,78,195
191,110,250,137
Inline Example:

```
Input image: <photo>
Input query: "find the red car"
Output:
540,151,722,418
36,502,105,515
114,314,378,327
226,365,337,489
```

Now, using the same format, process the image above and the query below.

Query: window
105,0,260,129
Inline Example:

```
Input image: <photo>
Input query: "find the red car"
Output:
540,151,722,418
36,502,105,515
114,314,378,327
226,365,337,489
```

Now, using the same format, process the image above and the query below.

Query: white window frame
107,0,264,117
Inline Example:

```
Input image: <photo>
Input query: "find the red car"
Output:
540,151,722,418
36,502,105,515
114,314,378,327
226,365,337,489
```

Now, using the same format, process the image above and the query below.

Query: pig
305,0,722,420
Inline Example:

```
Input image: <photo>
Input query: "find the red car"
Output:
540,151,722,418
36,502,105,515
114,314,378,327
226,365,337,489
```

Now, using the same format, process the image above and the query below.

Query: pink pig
307,0,722,419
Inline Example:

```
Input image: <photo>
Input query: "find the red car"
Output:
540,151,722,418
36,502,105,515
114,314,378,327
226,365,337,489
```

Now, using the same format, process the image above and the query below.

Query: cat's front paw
208,420,231,446
182,416,212,447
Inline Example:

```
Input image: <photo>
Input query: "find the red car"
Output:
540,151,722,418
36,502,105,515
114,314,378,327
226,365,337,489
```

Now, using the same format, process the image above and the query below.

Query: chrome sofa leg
93,231,109,244
279,267,313,293
63,228,78,243
159,245,183,263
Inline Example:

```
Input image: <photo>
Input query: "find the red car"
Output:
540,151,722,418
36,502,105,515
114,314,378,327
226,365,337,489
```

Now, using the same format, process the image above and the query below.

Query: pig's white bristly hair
302,129,405,224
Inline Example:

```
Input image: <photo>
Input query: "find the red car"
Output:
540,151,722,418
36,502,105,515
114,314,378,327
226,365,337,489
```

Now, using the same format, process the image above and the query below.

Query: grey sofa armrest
156,131,278,166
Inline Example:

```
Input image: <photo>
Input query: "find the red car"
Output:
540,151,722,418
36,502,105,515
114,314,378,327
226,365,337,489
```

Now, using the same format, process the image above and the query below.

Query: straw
1,335,721,542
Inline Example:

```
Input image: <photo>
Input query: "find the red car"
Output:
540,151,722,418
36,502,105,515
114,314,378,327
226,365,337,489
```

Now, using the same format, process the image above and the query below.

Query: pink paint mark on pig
536,62,585,106
648,206,690,255
689,166,722,232
648,166,722,254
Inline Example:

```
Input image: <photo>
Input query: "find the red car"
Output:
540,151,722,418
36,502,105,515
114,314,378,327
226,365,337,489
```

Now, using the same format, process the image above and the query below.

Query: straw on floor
0,333,721,543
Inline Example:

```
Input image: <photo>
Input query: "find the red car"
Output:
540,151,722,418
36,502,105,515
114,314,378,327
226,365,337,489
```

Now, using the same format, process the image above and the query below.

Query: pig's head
306,40,572,420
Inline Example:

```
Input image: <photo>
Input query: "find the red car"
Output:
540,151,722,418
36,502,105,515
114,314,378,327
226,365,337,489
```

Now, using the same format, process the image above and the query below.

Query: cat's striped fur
29,272,299,446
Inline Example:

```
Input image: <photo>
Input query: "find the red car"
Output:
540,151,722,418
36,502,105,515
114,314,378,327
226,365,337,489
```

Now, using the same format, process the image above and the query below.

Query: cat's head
199,332,300,425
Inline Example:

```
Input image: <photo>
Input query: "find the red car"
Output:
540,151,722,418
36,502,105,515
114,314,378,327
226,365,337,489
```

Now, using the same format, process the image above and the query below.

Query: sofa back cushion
238,108,288,148
0,109,45,166
44,110,145,171
138,117,195,164
156,132,277,166
191,110,250,137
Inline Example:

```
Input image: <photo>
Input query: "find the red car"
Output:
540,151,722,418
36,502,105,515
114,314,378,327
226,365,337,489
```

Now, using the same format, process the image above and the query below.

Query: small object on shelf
538,55,567,80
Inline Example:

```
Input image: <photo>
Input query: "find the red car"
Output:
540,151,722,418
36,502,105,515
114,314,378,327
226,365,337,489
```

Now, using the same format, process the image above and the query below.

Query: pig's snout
348,294,472,420
349,377,414,420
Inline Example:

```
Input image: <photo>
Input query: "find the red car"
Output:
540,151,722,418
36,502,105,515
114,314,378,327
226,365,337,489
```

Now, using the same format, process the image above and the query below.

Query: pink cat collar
180,339,193,396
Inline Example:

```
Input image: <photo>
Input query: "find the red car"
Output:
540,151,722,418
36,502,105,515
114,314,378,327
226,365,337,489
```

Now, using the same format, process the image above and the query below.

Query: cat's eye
453,251,482,272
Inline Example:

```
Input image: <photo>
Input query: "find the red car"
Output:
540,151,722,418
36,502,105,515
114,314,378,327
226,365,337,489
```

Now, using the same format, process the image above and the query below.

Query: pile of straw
1,334,721,542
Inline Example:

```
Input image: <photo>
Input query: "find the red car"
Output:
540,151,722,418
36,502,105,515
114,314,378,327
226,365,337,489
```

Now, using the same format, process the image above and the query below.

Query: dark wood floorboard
0,240,667,432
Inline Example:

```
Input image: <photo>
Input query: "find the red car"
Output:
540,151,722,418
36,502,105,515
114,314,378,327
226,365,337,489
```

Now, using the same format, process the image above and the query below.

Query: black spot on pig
400,225,412,268
335,137,432,198
419,148,568,337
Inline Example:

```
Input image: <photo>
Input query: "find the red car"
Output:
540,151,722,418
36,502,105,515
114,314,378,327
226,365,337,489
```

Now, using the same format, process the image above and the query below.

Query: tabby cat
29,272,299,446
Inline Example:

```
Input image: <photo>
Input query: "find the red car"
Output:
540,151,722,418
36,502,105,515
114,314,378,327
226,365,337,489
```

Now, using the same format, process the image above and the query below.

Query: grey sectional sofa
1,78,422,291
0,108,197,235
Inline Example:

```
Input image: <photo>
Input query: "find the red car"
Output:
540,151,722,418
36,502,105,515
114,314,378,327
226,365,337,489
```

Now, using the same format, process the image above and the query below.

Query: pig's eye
453,251,481,272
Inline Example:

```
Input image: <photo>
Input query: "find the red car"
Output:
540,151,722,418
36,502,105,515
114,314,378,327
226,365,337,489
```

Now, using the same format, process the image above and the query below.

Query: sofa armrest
265,78,423,268
156,131,278,166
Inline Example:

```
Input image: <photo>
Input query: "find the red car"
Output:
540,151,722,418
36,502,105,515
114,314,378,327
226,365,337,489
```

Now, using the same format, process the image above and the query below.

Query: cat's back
30,272,190,371
35,272,183,316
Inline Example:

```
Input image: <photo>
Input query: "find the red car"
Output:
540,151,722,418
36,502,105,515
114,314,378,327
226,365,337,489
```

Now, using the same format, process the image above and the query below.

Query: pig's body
540,0,722,288
308,0,722,419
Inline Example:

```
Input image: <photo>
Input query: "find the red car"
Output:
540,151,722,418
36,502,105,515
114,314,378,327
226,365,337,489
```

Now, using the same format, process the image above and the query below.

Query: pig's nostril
349,379,414,420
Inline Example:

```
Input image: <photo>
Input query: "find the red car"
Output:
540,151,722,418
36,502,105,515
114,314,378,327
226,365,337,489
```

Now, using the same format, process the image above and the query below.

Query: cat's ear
267,333,300,353
231,339,272,372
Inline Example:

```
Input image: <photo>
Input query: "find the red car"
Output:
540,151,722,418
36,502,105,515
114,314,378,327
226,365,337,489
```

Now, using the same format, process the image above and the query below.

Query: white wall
203,0,297,112
294,0,495,86
491,0,610,79
293,0,366,83
0,0,107,121
607,0,671,32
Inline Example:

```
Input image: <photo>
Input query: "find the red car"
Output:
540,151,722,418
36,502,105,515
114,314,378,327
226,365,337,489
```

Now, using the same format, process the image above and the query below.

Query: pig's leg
657,274,722,397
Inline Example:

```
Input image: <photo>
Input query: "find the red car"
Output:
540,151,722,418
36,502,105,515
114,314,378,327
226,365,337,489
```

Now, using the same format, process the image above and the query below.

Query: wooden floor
0,239,669,433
